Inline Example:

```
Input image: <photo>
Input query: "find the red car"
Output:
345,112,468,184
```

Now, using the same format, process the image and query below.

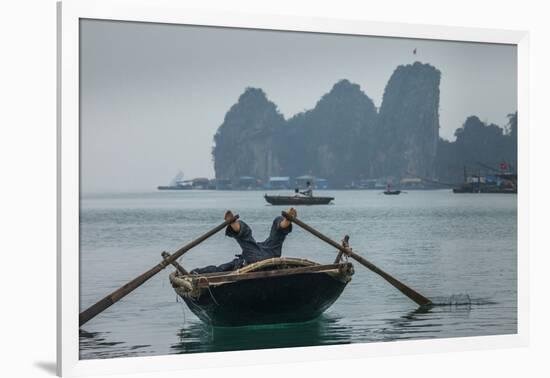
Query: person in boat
300,181,313,197
190,208,296,274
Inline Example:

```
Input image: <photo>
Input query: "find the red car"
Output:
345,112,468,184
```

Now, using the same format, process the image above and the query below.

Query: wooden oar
79,215,239,327
161,251,188,275
281,211,432,307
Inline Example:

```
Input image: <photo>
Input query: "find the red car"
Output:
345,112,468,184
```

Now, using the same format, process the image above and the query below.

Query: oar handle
162,251,188,275
281,211,431,307
79,215,239,327
334,235,349,264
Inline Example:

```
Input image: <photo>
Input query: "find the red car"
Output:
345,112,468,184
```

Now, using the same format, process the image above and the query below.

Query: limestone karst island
158,62,517,193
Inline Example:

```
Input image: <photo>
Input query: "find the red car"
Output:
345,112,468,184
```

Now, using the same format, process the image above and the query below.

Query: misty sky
80,19,517,192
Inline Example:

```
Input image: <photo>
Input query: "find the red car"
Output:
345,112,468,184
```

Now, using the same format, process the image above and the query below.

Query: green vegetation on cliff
213,88,285,181
436,114,517,183
279,80,377,187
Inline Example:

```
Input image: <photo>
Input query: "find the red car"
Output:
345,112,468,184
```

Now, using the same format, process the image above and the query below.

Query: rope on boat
198,276,219,306
206,285,219,306
341,247,350,263
178,298,187,325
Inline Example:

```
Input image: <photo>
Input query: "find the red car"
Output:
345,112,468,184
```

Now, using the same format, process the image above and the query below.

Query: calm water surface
79,190,517,359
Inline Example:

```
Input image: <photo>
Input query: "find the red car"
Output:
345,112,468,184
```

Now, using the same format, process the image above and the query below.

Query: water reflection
80,300,498,359
171,314,353,354
380,306,443,341
170,303,481,354
79,330,153,359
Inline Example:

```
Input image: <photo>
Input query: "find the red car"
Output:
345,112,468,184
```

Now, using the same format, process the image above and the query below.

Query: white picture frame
57,0,529,376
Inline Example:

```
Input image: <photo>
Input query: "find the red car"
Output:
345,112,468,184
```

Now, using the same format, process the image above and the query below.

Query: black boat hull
170,258,352,327
383,190,401,195
264,195,334,205
182,273,347,326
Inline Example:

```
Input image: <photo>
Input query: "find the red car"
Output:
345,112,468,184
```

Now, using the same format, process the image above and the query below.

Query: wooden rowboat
80,213,430,328
169,257,354,327
264,194,334,205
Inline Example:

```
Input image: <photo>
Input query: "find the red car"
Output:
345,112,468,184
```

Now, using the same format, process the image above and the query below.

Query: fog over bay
80,19,517,192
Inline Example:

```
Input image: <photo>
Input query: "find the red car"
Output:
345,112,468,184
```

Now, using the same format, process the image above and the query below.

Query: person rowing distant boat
294,181,313,197
191,208,297,274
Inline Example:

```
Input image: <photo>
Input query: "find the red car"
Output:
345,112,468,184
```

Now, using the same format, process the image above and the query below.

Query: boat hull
170,258,352,327
383,190,401,195
264,195,334,205
183,273,346,326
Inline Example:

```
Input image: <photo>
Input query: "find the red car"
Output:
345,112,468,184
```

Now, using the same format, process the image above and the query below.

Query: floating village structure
160,174,334,191
238,176,259,190
452,172,517,193
268,176,291,190
452,163,517,193
158,162,517,193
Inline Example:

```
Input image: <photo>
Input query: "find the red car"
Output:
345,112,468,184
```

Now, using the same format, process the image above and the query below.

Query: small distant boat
383,190,401,195
383,183,401,195
264,194,334,205
452,186,474,193
169,257,354,326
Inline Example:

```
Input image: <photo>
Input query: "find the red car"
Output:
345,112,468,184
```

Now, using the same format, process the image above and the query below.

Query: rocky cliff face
281,80,378,186
212,62,454,186
212,88,285,181
373,62,441,179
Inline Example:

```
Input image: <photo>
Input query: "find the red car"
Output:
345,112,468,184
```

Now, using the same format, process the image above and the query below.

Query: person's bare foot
280,208,297,229
224,210,235,222
287,207,297,218
224,210,240,232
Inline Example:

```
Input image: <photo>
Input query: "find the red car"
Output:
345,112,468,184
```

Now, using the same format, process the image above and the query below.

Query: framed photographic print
57,0,529,376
